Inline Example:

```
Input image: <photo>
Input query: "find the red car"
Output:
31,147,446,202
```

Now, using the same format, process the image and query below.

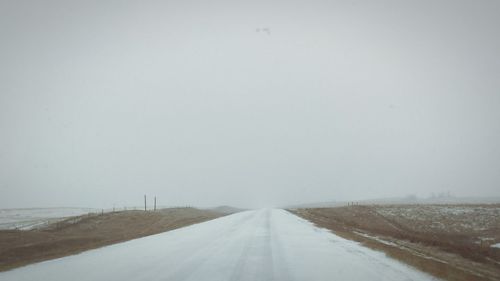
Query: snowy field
0,209,437,281
375,205,500,234
0,208,97,230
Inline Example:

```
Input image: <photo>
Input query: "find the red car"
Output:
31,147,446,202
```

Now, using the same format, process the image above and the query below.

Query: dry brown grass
0,208,223,272
291,205,500,281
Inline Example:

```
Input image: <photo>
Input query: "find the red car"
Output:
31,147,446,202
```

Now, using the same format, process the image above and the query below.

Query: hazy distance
1,0,500,209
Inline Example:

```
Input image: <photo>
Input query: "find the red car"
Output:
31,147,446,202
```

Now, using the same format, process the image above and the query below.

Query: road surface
0,209,437,281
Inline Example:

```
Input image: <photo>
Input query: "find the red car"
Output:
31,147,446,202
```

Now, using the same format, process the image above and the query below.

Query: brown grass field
291,204,500,281
0,207,223,272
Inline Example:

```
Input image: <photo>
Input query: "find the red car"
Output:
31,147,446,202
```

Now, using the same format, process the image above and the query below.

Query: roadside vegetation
291,204,500,281
0,207,224,271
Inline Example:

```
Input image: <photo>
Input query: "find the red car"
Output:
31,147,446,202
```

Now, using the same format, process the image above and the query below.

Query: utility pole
144,194,147,211
154,196,157,211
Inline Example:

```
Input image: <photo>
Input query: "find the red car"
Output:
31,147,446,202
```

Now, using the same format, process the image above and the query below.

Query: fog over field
1,0,499,209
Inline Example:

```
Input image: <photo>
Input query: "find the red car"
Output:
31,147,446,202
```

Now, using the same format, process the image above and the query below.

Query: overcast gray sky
1,0,499,209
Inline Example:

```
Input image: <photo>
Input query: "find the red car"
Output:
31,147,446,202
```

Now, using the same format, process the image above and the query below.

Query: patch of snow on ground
375,205,500,234
0,208,97,230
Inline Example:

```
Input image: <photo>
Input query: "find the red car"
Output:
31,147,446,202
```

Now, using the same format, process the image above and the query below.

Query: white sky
1,0,500,208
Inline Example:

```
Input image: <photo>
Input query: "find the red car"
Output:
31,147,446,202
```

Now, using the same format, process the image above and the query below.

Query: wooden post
154,196,157,211
144,195,147,211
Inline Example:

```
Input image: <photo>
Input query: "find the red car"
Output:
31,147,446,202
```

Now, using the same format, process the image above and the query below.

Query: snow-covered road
0,209,436,281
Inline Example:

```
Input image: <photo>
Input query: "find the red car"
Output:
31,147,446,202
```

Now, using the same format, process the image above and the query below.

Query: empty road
0,209,436,281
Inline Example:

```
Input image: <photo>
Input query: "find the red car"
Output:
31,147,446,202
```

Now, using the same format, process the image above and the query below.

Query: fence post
144,195,147,211
154,196,157,211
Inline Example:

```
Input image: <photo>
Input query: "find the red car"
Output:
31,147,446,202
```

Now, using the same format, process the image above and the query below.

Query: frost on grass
375,205,500,234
